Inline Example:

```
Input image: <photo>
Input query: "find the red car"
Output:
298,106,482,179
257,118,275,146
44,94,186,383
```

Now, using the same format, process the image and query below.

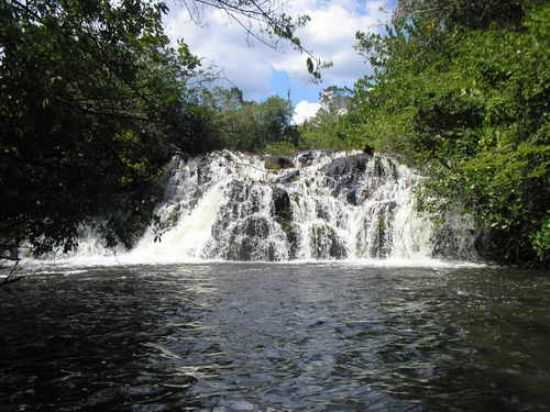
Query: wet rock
264,155,294,170
431,215,478,261
272,187,300,259
316,201,331,221
223,400,255,411
272,187,292,224
324,154,369,178
370,214,392,258
310,223,347,259
322,154,369,204
227,236,255,261
276,170,300,184
243,216,270,238
222,215,288,261
286,223,301,259
297,151,316,166
374,157,385,178
346,188,369,206
473,230,500,262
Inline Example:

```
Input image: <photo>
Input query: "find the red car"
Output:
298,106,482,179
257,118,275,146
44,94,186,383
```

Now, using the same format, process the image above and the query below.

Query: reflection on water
1,264,549,411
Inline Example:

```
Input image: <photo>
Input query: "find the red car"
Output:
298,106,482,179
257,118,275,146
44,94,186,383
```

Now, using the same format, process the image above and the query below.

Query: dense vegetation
192,87,297,153
310,0,549,266
1,0,196,256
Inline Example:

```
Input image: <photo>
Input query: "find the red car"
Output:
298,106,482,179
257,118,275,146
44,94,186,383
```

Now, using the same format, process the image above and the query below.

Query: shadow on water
1,263,549,411
0,265,216,410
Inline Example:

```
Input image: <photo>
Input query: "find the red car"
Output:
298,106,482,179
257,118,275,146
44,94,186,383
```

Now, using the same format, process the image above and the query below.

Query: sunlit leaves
346,1,550,265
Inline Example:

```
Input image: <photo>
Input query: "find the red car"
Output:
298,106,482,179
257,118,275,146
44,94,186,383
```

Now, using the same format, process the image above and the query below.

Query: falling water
68,150,474,264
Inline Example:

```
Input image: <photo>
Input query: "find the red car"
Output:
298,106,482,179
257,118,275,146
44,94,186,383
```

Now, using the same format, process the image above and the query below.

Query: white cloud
293,100,321,124
164,0,393,100
274,0,390,84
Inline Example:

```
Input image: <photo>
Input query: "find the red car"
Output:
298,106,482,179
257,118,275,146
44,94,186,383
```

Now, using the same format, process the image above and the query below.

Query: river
1,263,549,411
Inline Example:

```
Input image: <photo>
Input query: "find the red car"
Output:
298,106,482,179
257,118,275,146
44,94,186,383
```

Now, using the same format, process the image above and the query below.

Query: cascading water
67,150,477,264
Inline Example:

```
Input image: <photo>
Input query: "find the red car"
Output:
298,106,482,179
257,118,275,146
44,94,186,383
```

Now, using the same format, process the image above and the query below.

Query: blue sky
165,0,395,122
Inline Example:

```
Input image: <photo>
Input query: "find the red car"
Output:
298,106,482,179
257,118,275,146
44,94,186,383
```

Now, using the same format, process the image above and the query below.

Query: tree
297,86,354,151
179,0,328,79
394,0,526,30
0,0,319,264
347,0,550,265
319,86,352,115
200,87,293,151
0,0,203,260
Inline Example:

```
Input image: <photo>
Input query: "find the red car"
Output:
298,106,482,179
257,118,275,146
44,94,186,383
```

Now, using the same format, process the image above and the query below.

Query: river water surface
1,263,549,411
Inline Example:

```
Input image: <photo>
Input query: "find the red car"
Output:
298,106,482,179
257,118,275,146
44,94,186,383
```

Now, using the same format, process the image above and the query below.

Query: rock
374,156,385,177
243,216,270,238
272,187,300,258
276,170,300,184
228,236,255,261
223,400,255,411
315,201,331,221
286,223,301,259
272,187,292,223
346,188,368,206
264,155,294,170
310,223,347,259
371,214,391,258
297,151,316,166
431,215,478,261
363,144,375,156
323,154,368,178
322,154,370,204
346,190,357,206
223,216,284,261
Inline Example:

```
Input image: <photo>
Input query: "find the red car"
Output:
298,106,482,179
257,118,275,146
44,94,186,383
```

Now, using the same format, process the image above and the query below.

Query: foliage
0,0,203,257
298,86,356,151
198,87,295,152
346,0,550,265
531,218,550,263
179,0,329,79
263,141,299,156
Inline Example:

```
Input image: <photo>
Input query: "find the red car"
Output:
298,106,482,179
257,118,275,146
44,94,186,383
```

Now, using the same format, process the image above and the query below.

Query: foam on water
26,150,479,268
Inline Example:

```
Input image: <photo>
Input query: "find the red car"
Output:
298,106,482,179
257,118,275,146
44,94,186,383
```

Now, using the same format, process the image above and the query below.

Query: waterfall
65,150,477,264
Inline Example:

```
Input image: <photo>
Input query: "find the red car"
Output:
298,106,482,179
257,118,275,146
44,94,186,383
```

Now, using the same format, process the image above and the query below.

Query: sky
164,0,395,123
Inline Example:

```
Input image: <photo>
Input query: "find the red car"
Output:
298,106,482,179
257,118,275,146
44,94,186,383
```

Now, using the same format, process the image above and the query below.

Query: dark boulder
346,188,369,206
272,187,292,223
323,154,369,178
243,216,270,238
363,144,375,156
322,154,370,204
431,216,479,261
286,223,301,260
276,170,300,184
227,236,255,261
224,216,273,260
264,155,294,170
310,223,347,259
297,151,317,166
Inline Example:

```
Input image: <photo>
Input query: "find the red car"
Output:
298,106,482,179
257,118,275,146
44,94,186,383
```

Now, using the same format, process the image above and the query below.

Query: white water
35,150,478,268
129,179,229,261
